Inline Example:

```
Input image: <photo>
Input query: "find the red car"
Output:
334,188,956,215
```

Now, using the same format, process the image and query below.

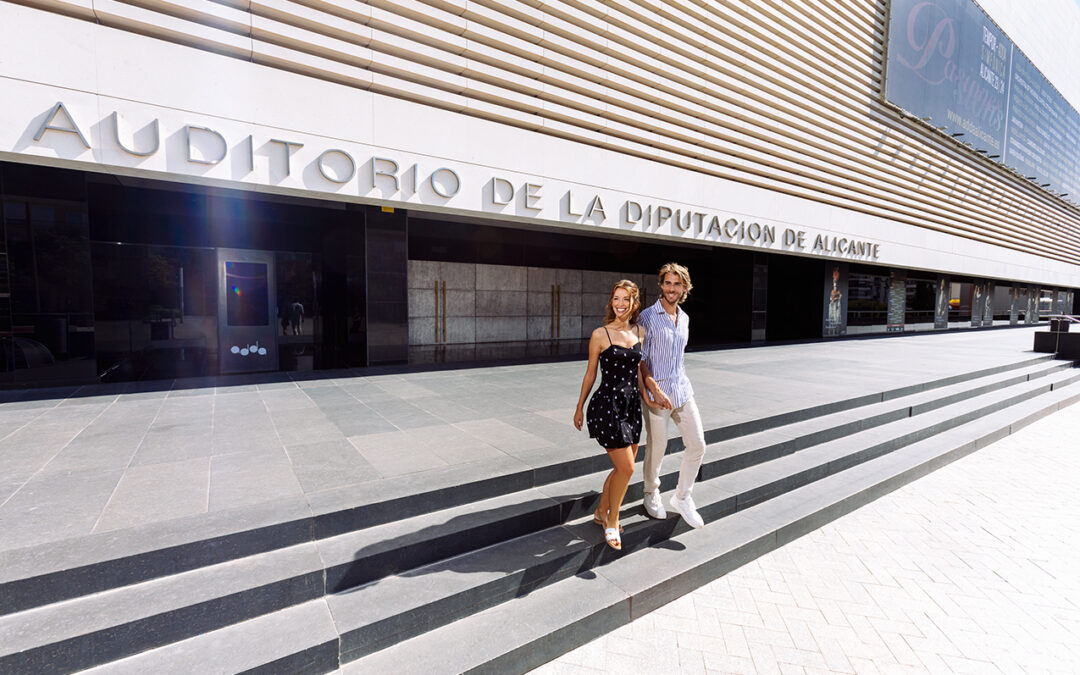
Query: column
752,254,768,341
366,206,408,364
886,269,906,332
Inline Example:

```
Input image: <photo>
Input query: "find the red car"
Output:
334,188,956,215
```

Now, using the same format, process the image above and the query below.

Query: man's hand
646,389,673,410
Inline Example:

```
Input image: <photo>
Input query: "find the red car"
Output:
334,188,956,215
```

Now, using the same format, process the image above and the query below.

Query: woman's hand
649,389,673,410
573,407,584,430
642,393,664,410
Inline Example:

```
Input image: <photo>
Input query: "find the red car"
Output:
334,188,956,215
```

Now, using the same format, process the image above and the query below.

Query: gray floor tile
0,424,87,483
0,480,23,507
0,468,124,550
0,420,32,442
129,426,214,466
255,381,300,391
93,458,210,533
409,396,490,423
209,450,303,511
56,394,119,408
453,418,554,453
361,399,444,430
211,435,286,457
399,425,510,465
327,413,399,438
349,435,450,477
501,411,583,445
271,410,345,446
41,433,144,474
286,439,381,492
259,391,318,412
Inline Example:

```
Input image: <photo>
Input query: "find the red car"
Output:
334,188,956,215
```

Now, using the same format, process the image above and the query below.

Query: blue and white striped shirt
638,300,694,408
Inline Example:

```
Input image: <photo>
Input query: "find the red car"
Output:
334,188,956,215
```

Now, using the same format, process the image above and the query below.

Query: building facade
0,0,1078,387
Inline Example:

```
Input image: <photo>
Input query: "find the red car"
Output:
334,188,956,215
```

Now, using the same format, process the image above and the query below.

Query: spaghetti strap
602,326,613,347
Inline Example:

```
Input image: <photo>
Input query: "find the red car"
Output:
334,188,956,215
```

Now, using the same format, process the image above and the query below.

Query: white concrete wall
1,1,1079,288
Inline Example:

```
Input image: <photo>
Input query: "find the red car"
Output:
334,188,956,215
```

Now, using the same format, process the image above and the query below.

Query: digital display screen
225,261,269,326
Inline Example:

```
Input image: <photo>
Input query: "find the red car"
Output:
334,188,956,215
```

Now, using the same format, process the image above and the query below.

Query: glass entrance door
218,249,277,374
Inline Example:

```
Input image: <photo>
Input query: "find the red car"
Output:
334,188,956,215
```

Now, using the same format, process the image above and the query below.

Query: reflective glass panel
225,261,268,326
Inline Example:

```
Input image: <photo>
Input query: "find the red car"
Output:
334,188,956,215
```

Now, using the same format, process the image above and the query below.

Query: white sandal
604,527,622,551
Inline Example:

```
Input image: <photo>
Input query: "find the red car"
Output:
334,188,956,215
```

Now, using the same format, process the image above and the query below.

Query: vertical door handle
557,284,561,338
441,281,447,342
551,284,555,338
434,281,440,343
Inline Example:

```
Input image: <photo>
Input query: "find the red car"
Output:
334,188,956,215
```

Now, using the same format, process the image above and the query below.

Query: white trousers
642,396,706,499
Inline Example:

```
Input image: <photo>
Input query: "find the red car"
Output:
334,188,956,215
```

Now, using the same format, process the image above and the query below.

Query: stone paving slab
0,327,1050,553
531,392,1080,675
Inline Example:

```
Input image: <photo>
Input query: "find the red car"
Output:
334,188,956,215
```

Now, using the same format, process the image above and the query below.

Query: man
288,300,305,335
637,262,707,528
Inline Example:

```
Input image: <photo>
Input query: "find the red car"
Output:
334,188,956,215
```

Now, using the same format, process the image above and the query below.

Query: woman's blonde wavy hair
603,279,642,325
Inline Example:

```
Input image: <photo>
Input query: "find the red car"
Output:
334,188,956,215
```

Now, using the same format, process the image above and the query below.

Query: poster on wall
822,264,849,336
934,277,949,329
983,281,994,326
970,283,984,327
1009,286,1020,325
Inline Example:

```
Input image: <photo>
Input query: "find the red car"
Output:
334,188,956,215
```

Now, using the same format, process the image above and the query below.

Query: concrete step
2,363,1075,674
1,354,1056,619
344,384,1080,675
325,368,1080,664
80,599,340,675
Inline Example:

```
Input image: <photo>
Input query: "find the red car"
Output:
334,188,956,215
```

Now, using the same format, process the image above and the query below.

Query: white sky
975,0,1080,110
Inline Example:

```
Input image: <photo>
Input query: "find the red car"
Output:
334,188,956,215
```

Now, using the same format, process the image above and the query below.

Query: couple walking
573,263,707,550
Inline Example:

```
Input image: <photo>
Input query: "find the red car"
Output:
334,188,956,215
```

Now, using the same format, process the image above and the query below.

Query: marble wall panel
444,290,475,317
409,317,437,345
557,268,583,293
445,317,476,344
408,260,439,289
527,290,553,317
440,261,475,290
476,290,527,316
475,316,527,342
527,266,557,290
408,287,436,318
477,264,527,291
559,315,581,341
527,315,555,341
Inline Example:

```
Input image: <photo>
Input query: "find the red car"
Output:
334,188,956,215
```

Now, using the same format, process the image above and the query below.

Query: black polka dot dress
587,329,643,450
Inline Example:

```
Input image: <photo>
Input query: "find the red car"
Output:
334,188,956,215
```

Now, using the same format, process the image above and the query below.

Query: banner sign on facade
884,0,1080,198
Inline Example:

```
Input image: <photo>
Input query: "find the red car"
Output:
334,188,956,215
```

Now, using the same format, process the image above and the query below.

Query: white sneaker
669,494,704,529
643,491,667,519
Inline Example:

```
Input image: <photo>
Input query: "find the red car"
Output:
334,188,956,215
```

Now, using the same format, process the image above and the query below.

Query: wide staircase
2,353,1078,674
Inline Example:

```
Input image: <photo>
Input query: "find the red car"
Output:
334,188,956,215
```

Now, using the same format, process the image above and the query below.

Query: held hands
644,388,673,410
573,407,584,430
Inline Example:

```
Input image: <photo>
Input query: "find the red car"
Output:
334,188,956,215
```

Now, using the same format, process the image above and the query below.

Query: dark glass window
905,279,936,324
276,251,319,371
992,285,1013,320
847,273,889,326
949,282,972,322
92,243,217,381
1,199,95,385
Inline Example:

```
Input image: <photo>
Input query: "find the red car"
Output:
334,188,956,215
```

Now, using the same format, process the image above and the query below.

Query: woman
573,279,645,551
